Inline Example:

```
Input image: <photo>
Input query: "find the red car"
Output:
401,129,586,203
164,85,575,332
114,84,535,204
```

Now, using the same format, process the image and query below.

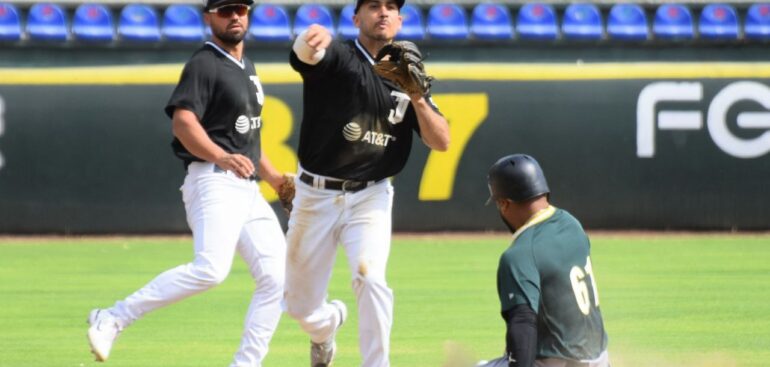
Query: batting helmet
486,154,550,204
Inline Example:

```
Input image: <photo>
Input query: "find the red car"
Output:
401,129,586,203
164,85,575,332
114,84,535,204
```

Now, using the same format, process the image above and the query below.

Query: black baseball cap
204,0,253,11
354,0,405,13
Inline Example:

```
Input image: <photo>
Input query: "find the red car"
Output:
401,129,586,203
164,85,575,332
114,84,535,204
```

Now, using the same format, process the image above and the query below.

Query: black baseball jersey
289,39,440,181
166,42,265,168
497,206,608,361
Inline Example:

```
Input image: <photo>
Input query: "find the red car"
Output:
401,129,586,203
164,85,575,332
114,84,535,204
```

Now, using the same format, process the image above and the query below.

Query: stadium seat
607,3,649,41
337,4,357,39
516,3,558,40
470,3,513,40
250,4,292,41
293,4,335,37
26,3,69,42
562,3,603,40
396,4,425,40
745,3,770,40
653,4,694,40
427,3,469,40
118,4,161,42
699,3,739,40
162,4,204,42
72,4,114,42
0,3,22,41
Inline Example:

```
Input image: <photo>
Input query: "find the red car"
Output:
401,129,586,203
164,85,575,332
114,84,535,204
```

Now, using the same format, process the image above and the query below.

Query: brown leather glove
277,173,295,215
373,41,433,96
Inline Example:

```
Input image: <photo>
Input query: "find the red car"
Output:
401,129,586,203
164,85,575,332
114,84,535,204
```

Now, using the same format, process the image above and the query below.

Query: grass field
1,233,769,367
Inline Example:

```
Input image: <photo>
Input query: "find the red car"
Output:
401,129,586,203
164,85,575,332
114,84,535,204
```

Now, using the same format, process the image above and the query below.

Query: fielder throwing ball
87,0,289,365
285,0,450,366
480,154,610,367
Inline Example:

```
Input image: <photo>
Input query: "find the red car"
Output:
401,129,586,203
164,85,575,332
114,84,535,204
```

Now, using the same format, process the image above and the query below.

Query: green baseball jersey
497,206,608,361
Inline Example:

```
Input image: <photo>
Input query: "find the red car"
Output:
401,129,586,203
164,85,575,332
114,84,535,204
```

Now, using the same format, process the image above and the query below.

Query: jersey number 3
249,76,265,106
388,91,410,124
569,256,601,315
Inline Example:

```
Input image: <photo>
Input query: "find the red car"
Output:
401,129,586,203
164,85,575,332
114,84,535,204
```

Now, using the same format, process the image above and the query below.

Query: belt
299,172,377,193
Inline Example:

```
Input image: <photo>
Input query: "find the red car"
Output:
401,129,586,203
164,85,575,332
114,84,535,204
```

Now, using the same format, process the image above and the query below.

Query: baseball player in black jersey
284,0,450,366
477,154,610,367
87,1,288,365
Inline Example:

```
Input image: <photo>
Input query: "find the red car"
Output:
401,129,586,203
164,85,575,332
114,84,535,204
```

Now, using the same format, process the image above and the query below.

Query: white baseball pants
108,162,286,367
284,168,394,367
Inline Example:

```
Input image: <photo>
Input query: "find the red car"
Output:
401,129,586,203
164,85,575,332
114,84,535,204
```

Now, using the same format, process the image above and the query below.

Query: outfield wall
0,47,769,233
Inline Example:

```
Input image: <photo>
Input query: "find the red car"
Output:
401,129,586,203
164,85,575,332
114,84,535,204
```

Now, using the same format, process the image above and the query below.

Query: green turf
0,234,769,367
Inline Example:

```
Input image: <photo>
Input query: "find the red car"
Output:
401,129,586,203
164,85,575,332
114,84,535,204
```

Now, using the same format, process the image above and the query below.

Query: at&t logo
343,122,362,141
342,121,395,147
235,114,261,134
637,81,770,158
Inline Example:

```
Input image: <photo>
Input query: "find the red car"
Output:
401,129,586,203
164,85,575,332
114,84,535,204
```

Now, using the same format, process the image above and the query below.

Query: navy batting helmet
486,154,550,204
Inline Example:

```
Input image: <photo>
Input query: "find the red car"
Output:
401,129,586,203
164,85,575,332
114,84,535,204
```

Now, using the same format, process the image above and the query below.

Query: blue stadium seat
607,3,649,41
396,4,425,40
745,3,770,40
72,4,114,42
250,4,292,41
162,4,204,42
0,3,22,41
653,4,694,40
293,4,335,37
562,3,603,40
427,3,469,40
337,4,357,39
470,3,513,40
516,3,558,40
27,3,69,42
699,3,739,40
118,4,161,42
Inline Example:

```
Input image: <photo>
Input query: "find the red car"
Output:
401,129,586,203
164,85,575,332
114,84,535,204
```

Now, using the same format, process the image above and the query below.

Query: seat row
1,2,769,44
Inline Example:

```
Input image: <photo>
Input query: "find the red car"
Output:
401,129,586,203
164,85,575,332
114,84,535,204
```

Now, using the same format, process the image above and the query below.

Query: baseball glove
373,41,433,96
277,173,295,214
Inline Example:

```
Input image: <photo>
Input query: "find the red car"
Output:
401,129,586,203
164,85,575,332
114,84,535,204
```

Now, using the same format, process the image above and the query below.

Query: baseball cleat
87,309,122,362
310,300,347,367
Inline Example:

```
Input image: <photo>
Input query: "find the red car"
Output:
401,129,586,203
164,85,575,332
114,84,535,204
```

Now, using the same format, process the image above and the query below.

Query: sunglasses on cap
207,4,250,17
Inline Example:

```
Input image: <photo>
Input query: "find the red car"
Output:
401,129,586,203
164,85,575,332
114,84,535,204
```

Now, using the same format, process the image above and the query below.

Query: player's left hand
373,41,433,96
215,153,255,179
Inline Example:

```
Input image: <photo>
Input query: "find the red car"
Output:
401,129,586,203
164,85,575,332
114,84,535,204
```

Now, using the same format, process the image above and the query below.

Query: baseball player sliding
479,154,610,367
87,0,291,365
285,0,450,366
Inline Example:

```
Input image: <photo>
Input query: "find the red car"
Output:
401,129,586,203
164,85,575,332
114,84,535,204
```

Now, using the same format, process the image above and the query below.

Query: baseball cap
354,0,406,13
204,0,253,11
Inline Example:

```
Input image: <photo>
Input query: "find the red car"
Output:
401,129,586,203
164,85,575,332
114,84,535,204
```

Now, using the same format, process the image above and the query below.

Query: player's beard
213,23,246,46
361,28,391,43
500,214,516,234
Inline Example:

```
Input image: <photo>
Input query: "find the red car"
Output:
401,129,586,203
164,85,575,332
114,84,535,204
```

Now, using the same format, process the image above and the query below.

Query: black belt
299,172,377,192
